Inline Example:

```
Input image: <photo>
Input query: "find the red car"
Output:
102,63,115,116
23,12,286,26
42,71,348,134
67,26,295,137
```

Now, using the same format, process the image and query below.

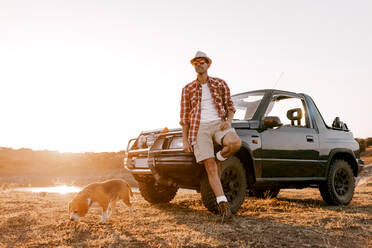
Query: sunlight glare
15,185,81,194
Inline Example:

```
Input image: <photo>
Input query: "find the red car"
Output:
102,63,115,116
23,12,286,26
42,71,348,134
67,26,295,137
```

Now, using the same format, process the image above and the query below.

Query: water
13,185,81,194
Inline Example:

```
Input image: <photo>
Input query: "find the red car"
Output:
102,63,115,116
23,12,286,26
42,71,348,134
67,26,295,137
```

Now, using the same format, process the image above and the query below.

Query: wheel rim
221,167,241,202
334,168,350,196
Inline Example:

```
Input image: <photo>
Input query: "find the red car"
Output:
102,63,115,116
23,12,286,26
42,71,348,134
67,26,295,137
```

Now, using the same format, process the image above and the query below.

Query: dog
68,179,133,224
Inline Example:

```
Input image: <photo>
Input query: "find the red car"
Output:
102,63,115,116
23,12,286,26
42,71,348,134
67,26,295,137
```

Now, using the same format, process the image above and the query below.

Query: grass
1,179,371,247
0,157,371,247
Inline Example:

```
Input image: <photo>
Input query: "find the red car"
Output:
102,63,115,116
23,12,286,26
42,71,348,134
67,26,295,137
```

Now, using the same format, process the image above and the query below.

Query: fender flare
236,141,257,185
327,148,358,177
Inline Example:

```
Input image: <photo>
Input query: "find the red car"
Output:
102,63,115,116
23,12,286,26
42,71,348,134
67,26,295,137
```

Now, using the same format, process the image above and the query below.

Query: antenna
273,72,284,89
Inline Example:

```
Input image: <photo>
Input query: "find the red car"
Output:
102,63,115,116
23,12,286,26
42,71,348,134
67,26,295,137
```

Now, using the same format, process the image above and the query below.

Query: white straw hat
190,51,212,65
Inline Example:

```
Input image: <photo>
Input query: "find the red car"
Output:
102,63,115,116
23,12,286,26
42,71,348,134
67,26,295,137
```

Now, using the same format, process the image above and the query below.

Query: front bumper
124,148,203,189
126,168,152,174
125,148,199,175
124,154,151,174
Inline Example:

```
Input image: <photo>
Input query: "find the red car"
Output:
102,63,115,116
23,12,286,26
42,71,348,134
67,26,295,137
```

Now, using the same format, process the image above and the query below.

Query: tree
366,137,372,147
356,138,366,153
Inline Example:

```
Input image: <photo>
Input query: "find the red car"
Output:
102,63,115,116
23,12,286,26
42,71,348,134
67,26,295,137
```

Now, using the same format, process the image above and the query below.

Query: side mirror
332,117,349,131
263,116,282,129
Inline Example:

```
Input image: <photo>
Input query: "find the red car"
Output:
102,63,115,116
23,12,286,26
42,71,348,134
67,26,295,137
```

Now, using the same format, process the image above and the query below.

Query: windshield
232,92,265,120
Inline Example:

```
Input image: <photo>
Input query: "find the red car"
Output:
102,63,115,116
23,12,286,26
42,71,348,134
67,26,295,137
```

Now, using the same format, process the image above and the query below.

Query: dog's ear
80,188,92,198
77,192,86,200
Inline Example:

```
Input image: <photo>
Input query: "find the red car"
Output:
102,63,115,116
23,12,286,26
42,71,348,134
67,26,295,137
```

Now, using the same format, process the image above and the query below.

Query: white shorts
193,120,236,163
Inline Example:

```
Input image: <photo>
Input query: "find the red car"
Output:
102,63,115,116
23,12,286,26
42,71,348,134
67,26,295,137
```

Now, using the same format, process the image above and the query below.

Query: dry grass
0,181,371,247
0,161,371,247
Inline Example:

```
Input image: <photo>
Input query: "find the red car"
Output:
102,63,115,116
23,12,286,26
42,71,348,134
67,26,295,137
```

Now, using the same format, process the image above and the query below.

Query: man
180,51,242,221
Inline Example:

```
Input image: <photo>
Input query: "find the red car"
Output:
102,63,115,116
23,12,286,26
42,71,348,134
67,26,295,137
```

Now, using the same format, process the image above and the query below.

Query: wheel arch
328,149,358,177
235,144,257,186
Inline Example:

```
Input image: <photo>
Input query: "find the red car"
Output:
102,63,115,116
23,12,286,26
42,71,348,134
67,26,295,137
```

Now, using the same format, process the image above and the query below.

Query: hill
0,147,135,187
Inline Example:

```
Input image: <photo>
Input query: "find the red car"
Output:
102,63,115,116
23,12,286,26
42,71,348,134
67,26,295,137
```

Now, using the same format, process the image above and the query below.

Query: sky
0,0,371,152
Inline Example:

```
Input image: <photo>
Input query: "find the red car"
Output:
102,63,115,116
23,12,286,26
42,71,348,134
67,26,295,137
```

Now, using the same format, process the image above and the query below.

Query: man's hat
190,51,212,65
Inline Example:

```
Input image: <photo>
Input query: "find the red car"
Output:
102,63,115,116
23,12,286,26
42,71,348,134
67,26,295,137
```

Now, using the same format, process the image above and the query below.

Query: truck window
264,96,311,128
232,93,264,120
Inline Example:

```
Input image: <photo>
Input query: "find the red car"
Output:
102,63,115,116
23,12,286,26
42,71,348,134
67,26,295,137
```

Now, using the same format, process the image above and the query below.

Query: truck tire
319,159,355,206
138,180,178,204
248,189,280,198
200,156,247,214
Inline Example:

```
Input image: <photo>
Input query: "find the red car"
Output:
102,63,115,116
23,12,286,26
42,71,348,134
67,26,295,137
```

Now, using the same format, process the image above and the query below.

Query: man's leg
194,122,232,221
203,157,224,197
203,157,232,221
217,131,241,161
195,123,224,197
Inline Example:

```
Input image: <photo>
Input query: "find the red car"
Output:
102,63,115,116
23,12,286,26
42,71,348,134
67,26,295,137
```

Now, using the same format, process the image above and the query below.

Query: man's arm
220,110,234,130
221,80,236,114
182,123,193,153
226,110,234,123
180,86,190,126
220,80,236,130
180,86,193,152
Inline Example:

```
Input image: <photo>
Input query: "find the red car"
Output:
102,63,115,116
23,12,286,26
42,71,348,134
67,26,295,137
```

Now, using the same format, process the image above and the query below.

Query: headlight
169,137,184,149
146,133,156,147
137,133,157,149
137,135,147,148
151,138,164,150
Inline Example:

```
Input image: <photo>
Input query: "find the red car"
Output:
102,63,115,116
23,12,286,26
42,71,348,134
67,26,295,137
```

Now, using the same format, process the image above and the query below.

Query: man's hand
183,139,193,153
220,120,231,131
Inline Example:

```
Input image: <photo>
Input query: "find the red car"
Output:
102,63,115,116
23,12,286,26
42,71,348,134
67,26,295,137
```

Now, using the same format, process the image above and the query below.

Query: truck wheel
319,159,355,206
138,180,178,204
248,189,280,199
200,156,247,214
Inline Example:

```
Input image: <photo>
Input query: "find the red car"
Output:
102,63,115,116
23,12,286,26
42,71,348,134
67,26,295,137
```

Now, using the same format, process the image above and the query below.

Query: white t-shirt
200,83,220,123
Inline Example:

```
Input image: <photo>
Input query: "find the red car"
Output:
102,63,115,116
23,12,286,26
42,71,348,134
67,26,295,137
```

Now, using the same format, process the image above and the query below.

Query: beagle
68,179,133,224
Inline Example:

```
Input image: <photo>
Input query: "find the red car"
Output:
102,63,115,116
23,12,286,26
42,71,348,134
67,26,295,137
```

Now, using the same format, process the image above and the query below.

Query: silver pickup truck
124,89,364,213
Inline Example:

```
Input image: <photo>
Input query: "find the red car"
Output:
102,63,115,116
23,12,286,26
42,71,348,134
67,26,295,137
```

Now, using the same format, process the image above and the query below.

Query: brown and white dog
68,179,133,224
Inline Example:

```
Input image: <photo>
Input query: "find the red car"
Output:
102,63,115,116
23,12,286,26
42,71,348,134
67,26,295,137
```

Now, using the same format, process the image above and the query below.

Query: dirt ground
0,164,371,247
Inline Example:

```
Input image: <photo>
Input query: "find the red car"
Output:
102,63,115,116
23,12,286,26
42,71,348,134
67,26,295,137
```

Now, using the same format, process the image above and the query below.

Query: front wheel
200,156,247,214
319,159,355,205
138,180,178,204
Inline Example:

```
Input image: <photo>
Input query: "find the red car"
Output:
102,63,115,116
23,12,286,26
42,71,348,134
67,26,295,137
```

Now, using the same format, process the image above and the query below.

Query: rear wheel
319,159,355,205
200,156,247,214
138,180,178,204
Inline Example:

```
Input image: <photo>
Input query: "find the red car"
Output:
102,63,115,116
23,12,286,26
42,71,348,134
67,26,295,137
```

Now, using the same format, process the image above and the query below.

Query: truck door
260,95,322,178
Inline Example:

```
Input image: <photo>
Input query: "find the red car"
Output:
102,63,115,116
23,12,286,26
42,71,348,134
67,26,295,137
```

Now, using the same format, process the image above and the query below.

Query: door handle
306,135,314,142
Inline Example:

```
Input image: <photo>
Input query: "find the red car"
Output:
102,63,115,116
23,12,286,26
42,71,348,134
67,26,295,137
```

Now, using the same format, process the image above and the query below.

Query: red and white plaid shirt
180,77,236,144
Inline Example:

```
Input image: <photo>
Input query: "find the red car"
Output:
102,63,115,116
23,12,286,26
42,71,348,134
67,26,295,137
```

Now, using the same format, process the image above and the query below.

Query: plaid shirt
180,77,236,144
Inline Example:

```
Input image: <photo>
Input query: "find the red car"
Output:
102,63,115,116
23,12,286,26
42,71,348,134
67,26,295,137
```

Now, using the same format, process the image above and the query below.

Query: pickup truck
124,89,364,214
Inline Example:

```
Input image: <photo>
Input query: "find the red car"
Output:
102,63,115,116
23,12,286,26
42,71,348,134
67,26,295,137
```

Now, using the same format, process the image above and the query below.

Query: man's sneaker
218,201,232,223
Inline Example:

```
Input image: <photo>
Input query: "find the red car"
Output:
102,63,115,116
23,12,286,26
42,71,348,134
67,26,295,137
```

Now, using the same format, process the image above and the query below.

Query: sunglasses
192,59,207,66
